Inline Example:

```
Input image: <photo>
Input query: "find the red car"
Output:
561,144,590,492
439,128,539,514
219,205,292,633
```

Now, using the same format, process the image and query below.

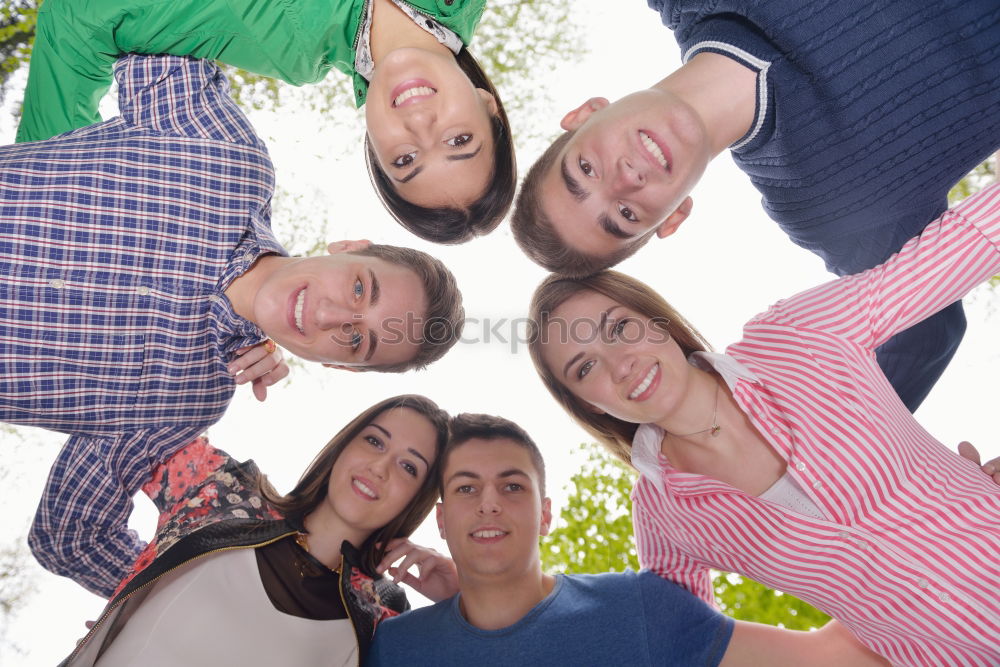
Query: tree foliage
0,0,37,103
541,442,829,630
540,443,639,574
948,157,996,204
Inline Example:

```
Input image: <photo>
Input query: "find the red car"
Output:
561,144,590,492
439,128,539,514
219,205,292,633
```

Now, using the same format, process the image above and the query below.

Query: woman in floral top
64,394,451,666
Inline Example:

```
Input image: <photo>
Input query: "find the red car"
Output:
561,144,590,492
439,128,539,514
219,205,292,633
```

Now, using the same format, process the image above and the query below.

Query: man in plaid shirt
0,54,463,596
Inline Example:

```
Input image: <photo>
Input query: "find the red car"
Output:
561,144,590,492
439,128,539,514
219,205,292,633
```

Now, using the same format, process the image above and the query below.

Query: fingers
957,441,982,466
982,456,1000,483
387,551,426,585
229,340,289,401
386,566,422,589
957,441,1000,485
376,538,417,575
376,539,446,583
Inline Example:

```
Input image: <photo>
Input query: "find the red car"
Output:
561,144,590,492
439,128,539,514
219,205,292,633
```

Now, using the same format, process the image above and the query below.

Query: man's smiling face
539,91,711,257
251,246,425,368
437,437,551,582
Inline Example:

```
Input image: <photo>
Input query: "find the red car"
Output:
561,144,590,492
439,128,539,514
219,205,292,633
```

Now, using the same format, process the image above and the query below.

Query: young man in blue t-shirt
367,413,887,666
511,1,1000,413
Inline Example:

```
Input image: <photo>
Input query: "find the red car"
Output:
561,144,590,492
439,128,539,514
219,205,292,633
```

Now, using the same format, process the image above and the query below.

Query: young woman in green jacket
18,0,515,244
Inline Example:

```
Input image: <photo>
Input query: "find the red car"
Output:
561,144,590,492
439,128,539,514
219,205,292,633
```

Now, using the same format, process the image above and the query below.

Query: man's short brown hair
351,244,464,373
511,130,651,277
442,413,546,497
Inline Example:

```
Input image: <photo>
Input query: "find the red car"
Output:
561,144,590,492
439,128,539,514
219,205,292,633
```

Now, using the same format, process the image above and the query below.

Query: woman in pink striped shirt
528,184,1000,666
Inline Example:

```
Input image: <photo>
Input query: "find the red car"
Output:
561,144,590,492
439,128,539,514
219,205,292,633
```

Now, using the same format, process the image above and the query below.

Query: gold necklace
667,381,721,438
294,532,343,576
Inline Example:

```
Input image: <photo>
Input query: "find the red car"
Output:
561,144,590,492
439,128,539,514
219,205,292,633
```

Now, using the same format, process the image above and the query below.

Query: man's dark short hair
511,130,651,277
351,244,464,373
442,413,546,497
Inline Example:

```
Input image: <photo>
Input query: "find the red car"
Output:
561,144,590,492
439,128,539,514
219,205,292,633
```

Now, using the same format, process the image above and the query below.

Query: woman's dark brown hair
365,48,516,245
528,271,712,466
261,394,449,573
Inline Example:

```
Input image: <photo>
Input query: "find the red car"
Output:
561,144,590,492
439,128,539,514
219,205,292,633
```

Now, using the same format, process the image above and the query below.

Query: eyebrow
371,423,392,438
395,166,424,184
445,468,530,486
561,306,618,379
362,270,381,363
446,143,482,162
497,468,530,481
598,212,633,240
446,470,481,487
409,448,430,469
560,154,588,202
392,143,484,184
368,269,380,307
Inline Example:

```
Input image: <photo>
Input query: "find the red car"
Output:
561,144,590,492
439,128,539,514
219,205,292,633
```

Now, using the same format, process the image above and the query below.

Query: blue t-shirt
367,570,733,666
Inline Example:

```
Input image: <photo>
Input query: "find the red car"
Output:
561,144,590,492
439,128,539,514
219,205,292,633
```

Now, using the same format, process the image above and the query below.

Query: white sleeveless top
96,548,357,666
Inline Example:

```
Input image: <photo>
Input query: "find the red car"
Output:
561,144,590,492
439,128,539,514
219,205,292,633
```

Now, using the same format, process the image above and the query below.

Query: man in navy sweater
512,0,1000,412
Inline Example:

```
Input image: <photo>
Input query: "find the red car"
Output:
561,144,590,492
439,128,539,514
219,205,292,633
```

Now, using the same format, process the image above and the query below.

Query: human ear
560,97,609,131
436,503,446,539
326,239,372,255
539,497,553,536
475,88,499,117
655,196,693,239
322,363,363,372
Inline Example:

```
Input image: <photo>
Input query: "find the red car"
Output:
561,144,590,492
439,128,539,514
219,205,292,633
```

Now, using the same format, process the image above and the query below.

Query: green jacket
17,0,486,143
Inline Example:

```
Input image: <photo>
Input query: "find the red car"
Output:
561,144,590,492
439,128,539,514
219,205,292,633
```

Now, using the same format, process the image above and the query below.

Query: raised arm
632,482,717,605
111,53,268,148
762,184,1000,351
722,620,889,667
17,0,342,143
29,427,201,597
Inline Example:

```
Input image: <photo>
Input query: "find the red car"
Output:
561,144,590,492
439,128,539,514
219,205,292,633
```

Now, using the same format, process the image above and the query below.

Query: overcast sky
3,2,999,662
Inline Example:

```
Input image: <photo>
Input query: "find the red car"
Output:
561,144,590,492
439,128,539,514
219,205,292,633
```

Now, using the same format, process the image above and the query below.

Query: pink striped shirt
632,184,1000,666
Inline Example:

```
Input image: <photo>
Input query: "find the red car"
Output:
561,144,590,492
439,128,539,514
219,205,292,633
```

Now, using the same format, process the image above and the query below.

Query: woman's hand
376,538,459,603
957,441,1000,485
229,339,289,401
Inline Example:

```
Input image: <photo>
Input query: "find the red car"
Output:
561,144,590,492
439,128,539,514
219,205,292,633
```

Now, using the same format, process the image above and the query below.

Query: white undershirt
95,549,356,666
759,471,827,520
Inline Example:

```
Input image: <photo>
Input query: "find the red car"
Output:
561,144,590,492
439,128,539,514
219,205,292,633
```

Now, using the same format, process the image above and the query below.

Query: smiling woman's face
320,407,438,545
365,48,498,209
539,289,693,426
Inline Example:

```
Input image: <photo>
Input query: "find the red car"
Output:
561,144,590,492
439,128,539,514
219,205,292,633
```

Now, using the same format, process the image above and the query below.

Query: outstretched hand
957,441,1000,485
230,340,289,401
376,538,459,603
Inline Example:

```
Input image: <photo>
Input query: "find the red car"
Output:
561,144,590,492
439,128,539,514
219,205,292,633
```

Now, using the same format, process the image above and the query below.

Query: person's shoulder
562,569,642,591
563,570,702,605
377,596,455,636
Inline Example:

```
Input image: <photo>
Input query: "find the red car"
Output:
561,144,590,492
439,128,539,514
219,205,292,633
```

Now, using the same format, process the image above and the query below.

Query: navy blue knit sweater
649,0,1000,410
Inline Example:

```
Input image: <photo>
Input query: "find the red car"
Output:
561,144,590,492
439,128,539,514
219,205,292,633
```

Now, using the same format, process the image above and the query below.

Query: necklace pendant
710,425,721,437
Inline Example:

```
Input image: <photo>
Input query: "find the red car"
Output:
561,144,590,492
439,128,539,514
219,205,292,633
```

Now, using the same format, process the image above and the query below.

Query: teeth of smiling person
472,529,506,538
353,478,377,499
639,131,669,170
393,86,436,107
294,288,306,335
629,364,659,400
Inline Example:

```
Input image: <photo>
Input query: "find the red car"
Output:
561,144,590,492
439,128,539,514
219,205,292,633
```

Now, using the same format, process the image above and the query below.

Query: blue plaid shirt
0,55,286,596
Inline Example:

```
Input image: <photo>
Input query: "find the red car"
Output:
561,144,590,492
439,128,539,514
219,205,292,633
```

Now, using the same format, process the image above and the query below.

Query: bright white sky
2,1,999,662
